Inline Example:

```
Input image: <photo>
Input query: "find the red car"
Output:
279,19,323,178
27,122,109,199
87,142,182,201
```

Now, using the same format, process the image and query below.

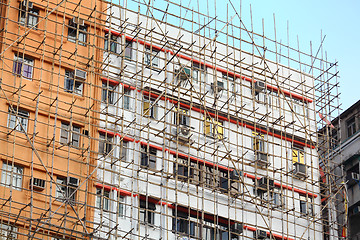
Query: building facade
323,100,360,240
0,0,340,239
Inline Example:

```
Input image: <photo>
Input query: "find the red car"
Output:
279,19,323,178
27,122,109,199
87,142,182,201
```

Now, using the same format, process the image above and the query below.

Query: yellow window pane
204,120,211,135
299,151,304,164
292,150,298,163
217,125,223,139
143,101,150,116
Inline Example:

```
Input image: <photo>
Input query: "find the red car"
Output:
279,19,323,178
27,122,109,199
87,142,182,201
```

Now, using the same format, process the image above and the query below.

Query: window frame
7,107,29,132
64,70,84,95
60,122,80,147
292,148,305,164
139,200,156,225
123,87,131,110
143,98,158,119
252,132,265,152
204,116,224,139
55,176,77,203
0,162,23,190
299,195,314,216
140,145,157,169
124,40,133,59
19,3,39,28
13,55,34,79
104,33,118,53
101,82,116,105
67,20,87,46
98,132,114,156
96,188,111,211
174,108,190,126
347,117,356,138
144,46,160,68
0,223,17,240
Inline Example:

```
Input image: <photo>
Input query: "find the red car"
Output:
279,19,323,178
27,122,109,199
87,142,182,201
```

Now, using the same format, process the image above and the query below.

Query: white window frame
55,177,77,203
144,46,160,68
0,223,17,240
96,188,111,211
7,107,29,132
0,162,23,190
60,122,80,147
64,70,84,95
13,55,34,79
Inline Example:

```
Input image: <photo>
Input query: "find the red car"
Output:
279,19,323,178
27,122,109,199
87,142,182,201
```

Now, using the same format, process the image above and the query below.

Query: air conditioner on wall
254,229,267,239
175,67,191,81
71,17,85,26
231,222,243,234
258,176,275,190
75,69,87,80
255,151,268,166
29,178,45,191
211,81,225,92
67,177,79,186
176,126,191,143
293,162,307,178
254,81,266,92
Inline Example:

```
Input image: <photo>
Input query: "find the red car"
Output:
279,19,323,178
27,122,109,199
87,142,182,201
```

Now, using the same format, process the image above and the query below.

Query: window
293,99,304,116
140,145,157,169
204,166,218,189
105,84,117,104
98,133,114,156
347,117,356,138
299,195,313,216
104,33,118,53
144,46,159,67
19,2,39,28
7,107,29,132
173,210,200,238
119,141,128,162
139,200,155,224
64,70,84,95
96,188,110,211
255,90,272,104
143,98,158,119
252,132,265,152
124,40,133,59
123,87,131,110
1,162,23,190
330,129,339,149
174,157,192,179
102,82,116,104
204,117,223,139
292,148,304,164
259,189,284,208
68,19,87,46
60,122,80,147
192,63,206,84
0,223,17,240
174,108,190,126
13,55,34,79
55,177,77,203
118,195,125,217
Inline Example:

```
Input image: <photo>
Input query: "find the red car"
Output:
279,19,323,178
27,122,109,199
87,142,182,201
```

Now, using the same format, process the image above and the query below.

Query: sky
125,0,360,115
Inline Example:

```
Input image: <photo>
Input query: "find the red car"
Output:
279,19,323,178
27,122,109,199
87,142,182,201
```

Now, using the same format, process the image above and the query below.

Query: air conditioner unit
71,17,85,26
231,222,243,234
176,67,191,81
211,81,225,92
22,1,34,9
255,151,268,166
75,69,87,80
353,206,360,215
29,178,45,190
254,81,266,92
230,170,241,180
293,162,307,178
67,177,79,186
258,177,275,190
177,126,191,142
254,229,267,239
